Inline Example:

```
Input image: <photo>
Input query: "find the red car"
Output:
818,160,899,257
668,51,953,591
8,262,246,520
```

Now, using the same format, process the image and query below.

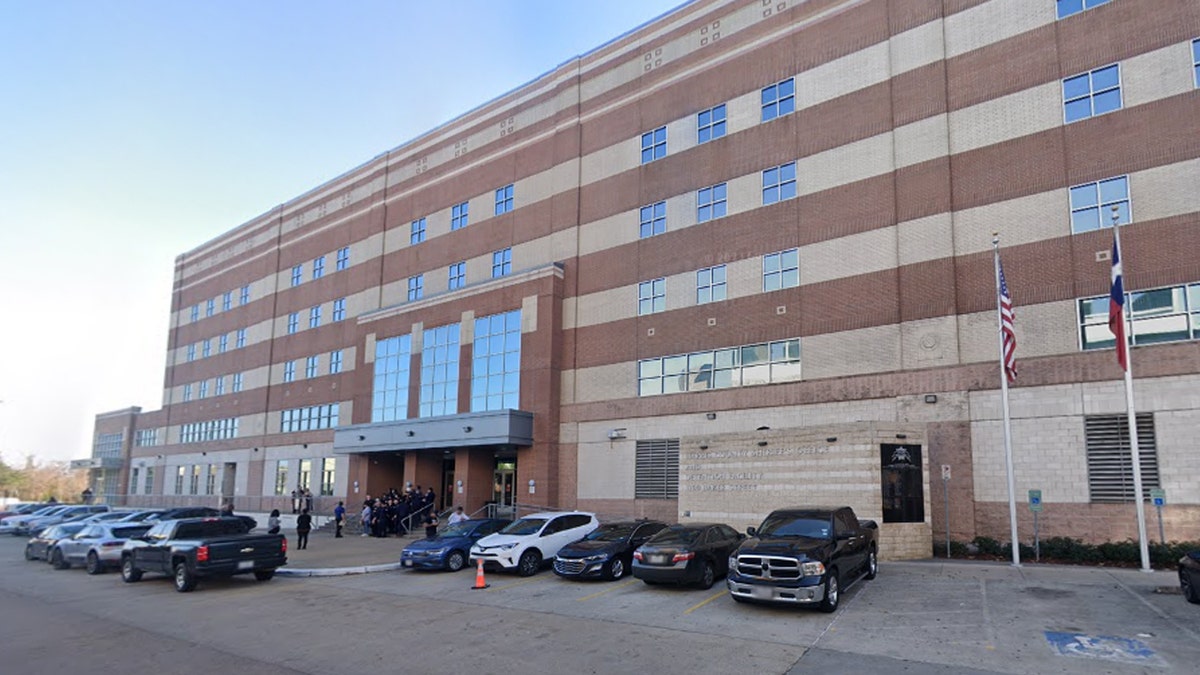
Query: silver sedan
50,523,152,573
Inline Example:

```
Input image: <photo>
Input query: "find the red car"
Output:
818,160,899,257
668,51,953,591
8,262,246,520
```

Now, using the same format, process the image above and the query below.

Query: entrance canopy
332,409,533,455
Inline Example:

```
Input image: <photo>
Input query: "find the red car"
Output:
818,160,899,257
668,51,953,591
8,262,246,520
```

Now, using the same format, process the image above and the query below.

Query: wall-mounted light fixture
302,443,308,449
528,479,536,495
699,444,709,450
826,437,837,443
705,412,717,420
756,425,770,431
895,433,908,440
756,440,769,447
607,428,627,440
924,394,938,404
358,435,366,441
463,426,473,433
406,430,415,437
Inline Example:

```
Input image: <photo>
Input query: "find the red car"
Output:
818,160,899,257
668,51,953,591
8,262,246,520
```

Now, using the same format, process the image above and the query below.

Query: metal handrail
400,502,433,534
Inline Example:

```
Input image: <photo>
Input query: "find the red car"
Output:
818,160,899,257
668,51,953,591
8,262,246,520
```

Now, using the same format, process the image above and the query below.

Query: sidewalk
273,528,423,576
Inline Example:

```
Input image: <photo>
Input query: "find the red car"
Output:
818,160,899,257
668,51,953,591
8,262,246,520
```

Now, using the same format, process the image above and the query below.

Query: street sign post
1028,490,1042,562
1151,489,1166,544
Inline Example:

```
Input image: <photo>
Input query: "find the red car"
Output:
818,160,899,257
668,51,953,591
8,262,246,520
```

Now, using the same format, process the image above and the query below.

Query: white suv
471,511,598,576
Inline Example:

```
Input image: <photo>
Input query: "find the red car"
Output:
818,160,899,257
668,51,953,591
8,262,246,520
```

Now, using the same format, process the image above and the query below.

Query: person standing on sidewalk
296,508,312,550
334,501,346,538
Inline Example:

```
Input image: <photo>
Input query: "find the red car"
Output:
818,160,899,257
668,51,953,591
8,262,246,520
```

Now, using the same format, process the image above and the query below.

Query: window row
637,249,798,316
409,187,513,247
283,350,345,383
404,248,513,303
273,458,337,496
191,284,252,323
638,338,801,397
134,429,158,447
179,417,239,444
286,298,347,335
186,328,249,362
128,467,154,495
172,463,219,495
289,246,352,288
182,373,245,402
280,403,340,433
1079,280,1200,352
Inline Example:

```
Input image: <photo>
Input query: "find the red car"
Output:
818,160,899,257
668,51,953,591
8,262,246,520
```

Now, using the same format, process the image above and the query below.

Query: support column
455,448,495,515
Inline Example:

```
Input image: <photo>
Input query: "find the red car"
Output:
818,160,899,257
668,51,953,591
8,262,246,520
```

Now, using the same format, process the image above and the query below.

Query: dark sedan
401,518,510,571
1180,551,1200,604
632,523,744,589
24,523,87,562
554,520,667,581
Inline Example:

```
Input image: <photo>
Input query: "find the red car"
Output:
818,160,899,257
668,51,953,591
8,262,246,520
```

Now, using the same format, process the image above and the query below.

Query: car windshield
42,526,65,538
756,515,832,539
501,517,548,536
112,526,150,539
647,527,701,546
583,524,636,542
437,522,471,538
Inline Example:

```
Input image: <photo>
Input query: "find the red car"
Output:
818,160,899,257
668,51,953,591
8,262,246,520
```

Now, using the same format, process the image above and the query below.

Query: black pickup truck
120,517,287,592
726,506,877,612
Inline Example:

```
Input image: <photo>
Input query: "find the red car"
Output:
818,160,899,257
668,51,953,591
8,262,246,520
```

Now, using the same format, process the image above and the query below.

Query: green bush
1038,537,1102,563
973,536,1004,556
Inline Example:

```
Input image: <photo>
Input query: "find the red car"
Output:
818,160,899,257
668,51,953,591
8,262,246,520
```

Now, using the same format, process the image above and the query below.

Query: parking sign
1028,489,1043,512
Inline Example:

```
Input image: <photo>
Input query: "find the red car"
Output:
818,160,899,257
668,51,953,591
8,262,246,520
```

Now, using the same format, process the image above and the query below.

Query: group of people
290,488,314,514
360,486,437,538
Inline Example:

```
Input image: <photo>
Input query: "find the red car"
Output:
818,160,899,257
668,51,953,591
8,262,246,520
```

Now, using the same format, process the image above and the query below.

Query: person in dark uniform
423,509,439,539
296,509,312,550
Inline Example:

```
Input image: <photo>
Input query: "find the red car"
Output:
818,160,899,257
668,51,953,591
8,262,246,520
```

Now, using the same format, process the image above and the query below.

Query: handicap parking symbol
1044,631,1163,666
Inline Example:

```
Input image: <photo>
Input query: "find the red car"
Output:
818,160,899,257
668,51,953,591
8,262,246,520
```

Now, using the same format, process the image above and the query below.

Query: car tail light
281,537,287,553
672,551,694,563
197,545,209,563
101,541,123,548
633,550,643,561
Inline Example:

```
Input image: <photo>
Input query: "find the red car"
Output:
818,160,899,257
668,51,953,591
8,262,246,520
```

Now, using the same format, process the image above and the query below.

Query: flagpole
993,234,1021,566
1111,210,1151,572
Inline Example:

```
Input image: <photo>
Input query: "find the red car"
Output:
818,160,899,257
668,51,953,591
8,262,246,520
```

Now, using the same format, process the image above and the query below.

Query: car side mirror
746,527,757,537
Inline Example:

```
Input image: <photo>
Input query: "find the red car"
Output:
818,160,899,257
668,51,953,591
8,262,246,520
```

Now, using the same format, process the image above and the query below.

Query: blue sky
0,0,684,466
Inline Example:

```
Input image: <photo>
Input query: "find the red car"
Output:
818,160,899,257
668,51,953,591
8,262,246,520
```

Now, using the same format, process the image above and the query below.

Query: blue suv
401,518,509,571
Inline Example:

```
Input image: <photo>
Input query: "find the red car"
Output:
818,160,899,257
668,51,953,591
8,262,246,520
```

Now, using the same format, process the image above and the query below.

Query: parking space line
485,576,545,592
576,578,638,601
683,589,727,615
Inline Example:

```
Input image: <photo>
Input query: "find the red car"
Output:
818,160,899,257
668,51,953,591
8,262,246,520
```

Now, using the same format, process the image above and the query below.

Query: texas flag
1109,234,1127,371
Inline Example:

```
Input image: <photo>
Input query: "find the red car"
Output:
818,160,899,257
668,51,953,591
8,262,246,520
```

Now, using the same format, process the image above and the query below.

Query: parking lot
2,534,1199,674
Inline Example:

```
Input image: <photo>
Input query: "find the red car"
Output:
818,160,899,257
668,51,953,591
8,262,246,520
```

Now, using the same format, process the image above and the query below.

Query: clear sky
0,0,685,466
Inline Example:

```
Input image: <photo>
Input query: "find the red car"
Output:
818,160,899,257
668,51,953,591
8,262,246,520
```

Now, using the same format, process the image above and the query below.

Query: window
1080,281,1200,351
287,312,299,334
321,458,336,496
638,338,801,396
298,459,312,492
494,184,514,215
451,201,469,230
471,309,521,412
198,380,208,399
205,464,217,495
761,77,796,121
186,344,196,362
190,304,199,322
635,439,679,499
336,246,350,271
492,248,512,278
697,104,726,143
697,183,727,222
274,460,289,496
1056,0,1111,20
641,126,667,163
1085,414,1160,502
410,217,426,245
372,334,412,422
175,466,185,495
408,274,424,301
1070,176,1130,233
183,384,192,402
190,465,201,495
236,328,246,348
449,261,466,290
696,265,727,304
232,372,243,393
306,355,318,379
205,299,214,317
215,376,225,396
1194,38,1200,88
222,292,232,312
638,278,665,316
332,298,346,322
640,201,666,238
420,323,460,417
218,334,228,354
312,255,325,280
291,264,303,287
284,361,296,383
179,418,238,443
762,161,797,205
330,350,343,374
135,429,157,447
1063,64,1121,123
763,248,800,292
144,467,154,495
309,305,322,328
202,339,211,358
240,285,250,305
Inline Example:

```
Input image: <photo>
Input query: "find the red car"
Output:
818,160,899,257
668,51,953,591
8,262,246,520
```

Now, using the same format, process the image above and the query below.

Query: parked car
114,509,168,523
121,517,287,592
0,502,47,520
71,510,133,525
632,523,744,589
471,511,599,576
554,520,668,581
146,507,257,531
726,506,878,612
3,505,69,535
1180,550,1200,604
20,505,110,535
25,522,87,561
401,518,510,571
49,522,152,573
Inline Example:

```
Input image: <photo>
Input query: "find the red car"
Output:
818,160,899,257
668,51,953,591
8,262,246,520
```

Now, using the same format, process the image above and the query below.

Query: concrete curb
277,562,404,577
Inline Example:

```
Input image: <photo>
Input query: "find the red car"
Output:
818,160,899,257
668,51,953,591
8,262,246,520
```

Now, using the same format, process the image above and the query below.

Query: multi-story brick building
94,0,1200,558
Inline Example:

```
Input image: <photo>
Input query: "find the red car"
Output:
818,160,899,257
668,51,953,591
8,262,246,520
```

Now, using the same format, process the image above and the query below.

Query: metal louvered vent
635,439,680,499
1085,414,1160,503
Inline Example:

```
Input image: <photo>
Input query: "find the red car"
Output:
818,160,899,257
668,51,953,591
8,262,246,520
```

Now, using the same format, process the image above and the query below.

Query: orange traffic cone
471,558,489,590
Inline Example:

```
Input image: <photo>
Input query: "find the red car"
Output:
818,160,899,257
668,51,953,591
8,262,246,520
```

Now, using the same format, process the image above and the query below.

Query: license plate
751,585,772,599
650,555,667,565
237,560,253,570
402,560,412,567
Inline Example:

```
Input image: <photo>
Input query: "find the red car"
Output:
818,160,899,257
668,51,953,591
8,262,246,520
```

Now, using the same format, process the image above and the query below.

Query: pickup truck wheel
121,557,142,583
86,552,104,575
51,548,70,570
173,562,197,592
865,547,878,580
698,560,716,589
24,545,34,561
605,557,626,581
819,570,840,613
517,550,542,577
446,551,466,572
254,569,276,581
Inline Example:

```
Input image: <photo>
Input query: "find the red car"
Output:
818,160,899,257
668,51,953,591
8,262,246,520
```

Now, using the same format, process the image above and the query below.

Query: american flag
998,258,1017,383
1109,235,1128,371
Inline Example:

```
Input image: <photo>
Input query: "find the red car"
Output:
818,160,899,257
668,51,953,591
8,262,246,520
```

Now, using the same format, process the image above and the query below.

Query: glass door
493,460,516,519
